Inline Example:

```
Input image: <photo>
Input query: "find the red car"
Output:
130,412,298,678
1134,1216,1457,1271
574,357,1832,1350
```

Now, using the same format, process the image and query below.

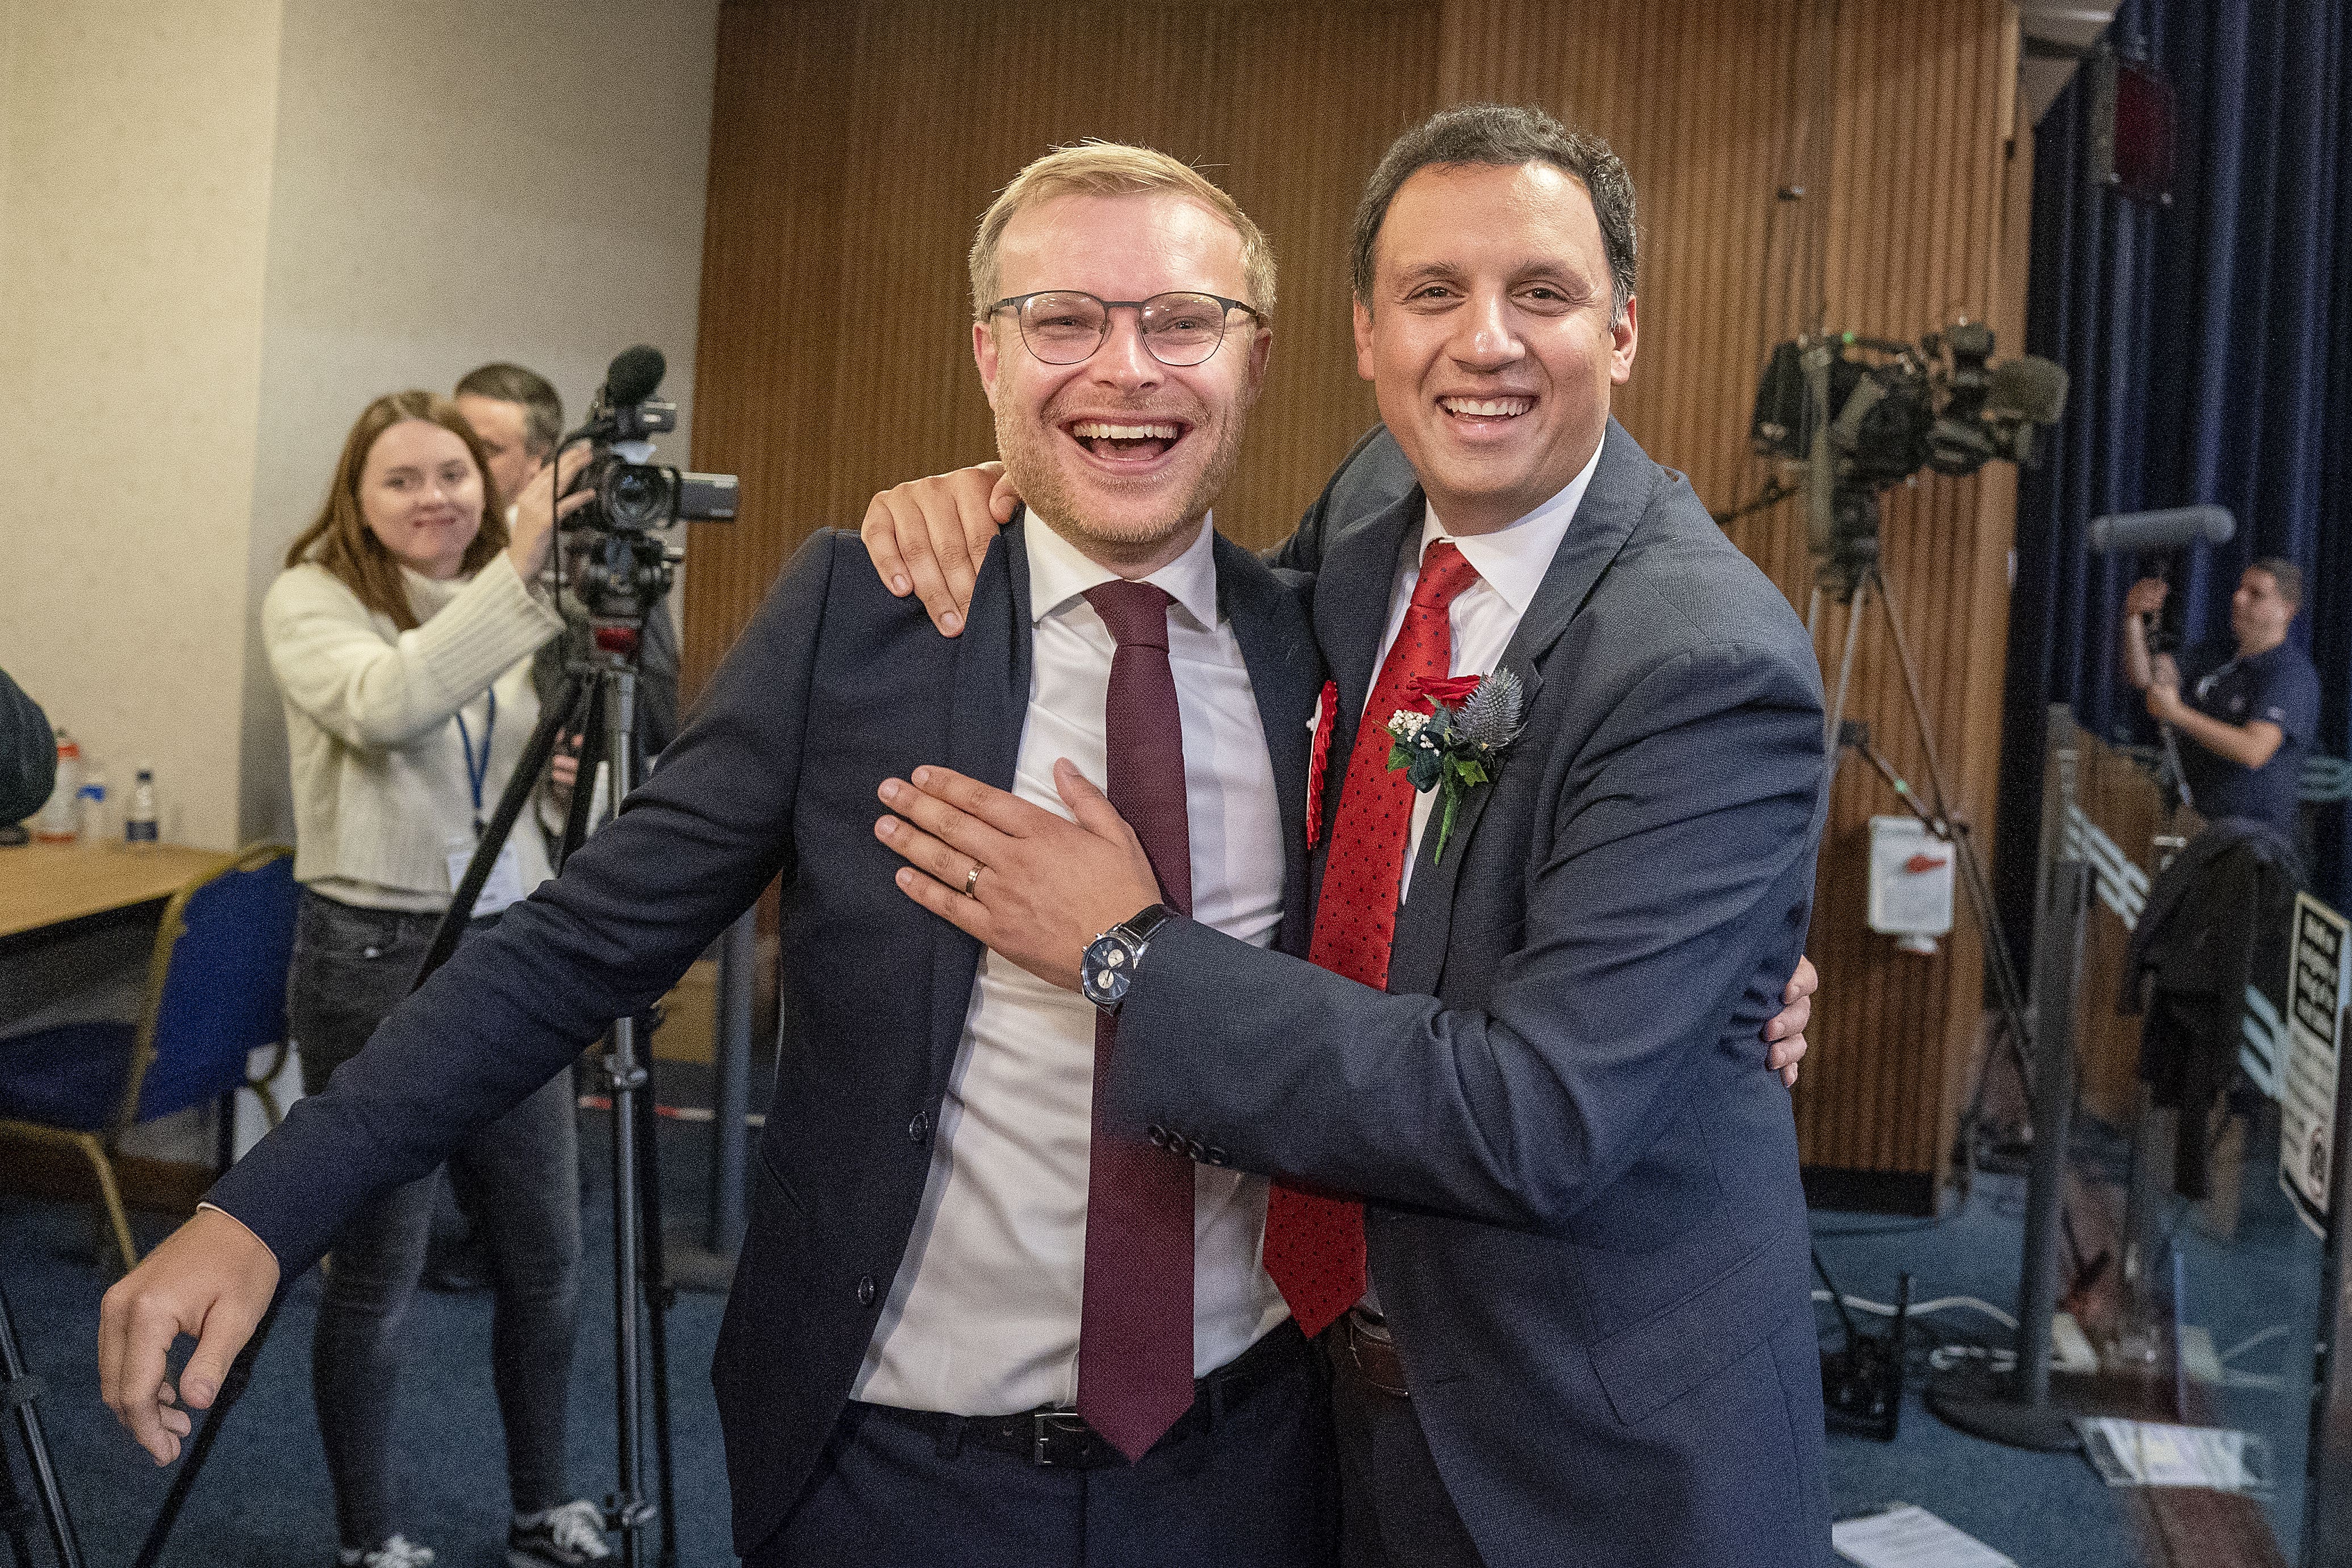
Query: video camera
1749,323,2066,596
559,344,739,624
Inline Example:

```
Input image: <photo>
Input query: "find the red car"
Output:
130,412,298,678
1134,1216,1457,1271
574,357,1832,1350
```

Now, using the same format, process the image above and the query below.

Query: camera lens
603,462,674,530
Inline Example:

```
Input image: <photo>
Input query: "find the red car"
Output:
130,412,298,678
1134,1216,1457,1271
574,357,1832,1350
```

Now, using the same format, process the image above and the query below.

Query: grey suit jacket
1109,421,1835,1567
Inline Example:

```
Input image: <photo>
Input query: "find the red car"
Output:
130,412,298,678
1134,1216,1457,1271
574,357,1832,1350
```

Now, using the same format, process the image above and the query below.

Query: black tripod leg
560,679,610,868
130,1292,282,1568
418,669,591,987
0,1286,81,1568
0,1423,35,1568
630,1053,679,1568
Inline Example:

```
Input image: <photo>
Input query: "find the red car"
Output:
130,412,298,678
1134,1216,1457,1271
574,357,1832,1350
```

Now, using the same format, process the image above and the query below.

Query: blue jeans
289,889,583,1548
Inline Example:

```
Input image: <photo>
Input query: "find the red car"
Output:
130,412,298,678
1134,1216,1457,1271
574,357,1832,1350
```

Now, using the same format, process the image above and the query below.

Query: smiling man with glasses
102,141,1331,1568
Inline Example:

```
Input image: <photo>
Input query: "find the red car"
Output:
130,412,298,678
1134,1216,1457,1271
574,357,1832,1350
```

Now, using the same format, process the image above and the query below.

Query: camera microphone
2086,504,2235,553
1987,356,2067,424
604,344,667,409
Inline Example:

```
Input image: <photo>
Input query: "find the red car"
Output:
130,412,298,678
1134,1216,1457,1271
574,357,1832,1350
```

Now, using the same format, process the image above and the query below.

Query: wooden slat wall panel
685,0,1445,703
689,0,2026,1200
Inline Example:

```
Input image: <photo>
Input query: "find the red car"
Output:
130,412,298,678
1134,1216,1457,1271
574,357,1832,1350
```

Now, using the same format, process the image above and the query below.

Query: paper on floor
1832,1503,2017,1568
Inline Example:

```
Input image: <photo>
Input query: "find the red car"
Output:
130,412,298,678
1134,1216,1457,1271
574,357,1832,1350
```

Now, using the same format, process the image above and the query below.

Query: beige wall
0,1,285,849
0,1,718,850
237,0,720,844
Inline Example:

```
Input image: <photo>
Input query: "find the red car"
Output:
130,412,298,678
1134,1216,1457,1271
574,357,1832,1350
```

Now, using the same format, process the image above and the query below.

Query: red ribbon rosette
1305,680,1338,848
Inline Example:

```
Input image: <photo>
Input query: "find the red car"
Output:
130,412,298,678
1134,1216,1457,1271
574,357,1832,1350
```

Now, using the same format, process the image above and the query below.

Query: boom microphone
2087,504,2235,554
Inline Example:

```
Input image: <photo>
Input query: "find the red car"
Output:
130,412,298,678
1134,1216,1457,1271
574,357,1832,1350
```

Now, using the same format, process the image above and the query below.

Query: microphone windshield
1988,356,2067,424
604,345,667,407
2087,504,2235,554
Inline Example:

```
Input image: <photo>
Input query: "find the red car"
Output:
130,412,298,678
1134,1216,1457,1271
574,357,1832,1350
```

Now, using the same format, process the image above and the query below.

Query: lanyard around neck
453,689,497,836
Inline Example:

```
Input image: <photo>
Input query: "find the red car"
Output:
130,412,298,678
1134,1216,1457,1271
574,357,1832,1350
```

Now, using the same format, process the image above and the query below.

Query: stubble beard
994,396,1253,572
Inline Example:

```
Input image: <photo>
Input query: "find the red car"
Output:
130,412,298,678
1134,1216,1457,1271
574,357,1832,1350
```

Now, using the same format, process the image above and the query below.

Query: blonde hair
283,390,507,632
968,141,1277,321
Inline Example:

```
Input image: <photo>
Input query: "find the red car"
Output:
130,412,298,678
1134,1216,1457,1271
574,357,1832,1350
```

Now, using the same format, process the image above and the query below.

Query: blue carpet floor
2,1106,2326,1566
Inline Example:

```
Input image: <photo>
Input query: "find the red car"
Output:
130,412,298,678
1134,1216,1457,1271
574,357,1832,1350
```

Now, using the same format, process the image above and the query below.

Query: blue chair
0,844,298,1266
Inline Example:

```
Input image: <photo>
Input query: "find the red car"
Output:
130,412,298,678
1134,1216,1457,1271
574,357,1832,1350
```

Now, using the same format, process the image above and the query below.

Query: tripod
416,611,683,1568
1805,513,2037,1116
131,591,683,1568
0,1284,83,1568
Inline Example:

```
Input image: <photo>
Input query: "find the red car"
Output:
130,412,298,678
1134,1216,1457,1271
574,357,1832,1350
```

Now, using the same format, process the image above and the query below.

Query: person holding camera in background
250,389,613,1568
2121,560,2319,841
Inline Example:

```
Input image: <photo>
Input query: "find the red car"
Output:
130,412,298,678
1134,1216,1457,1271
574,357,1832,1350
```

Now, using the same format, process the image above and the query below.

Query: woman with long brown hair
262,390,611,1568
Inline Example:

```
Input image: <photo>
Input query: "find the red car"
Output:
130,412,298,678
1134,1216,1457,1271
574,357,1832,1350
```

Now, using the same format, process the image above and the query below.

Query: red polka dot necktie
1262,541,1482,1338
1077,581,1196,1461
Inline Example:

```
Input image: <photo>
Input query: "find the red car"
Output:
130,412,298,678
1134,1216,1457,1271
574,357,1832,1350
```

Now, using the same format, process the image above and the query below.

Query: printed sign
2280,893,2350,1238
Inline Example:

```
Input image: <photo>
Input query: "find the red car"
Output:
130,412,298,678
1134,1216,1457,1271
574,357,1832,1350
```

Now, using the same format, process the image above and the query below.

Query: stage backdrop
683,0,2029,1211
1995,0,2352,967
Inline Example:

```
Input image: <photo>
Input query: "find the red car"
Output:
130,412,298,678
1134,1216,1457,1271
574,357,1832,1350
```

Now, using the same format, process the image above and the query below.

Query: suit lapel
1312,485,1423,804
1215,532,1323,948
1386,423,1655,996
926,513,1034,1075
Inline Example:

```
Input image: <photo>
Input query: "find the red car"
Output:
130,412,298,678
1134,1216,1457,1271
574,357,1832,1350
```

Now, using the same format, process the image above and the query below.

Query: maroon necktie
1077,581,1195,1461
1262,541,1482,1337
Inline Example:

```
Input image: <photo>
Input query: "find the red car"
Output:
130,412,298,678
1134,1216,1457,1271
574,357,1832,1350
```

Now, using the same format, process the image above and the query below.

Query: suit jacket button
856,1274,877,1307
1147,1124,1169,1148
1183,1136,1208,1162
1206,1146,1231,1167
907,1110,931,1144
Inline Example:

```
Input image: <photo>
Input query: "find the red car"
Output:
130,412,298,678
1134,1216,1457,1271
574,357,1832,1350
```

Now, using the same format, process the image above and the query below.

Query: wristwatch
1081,904,1177,1011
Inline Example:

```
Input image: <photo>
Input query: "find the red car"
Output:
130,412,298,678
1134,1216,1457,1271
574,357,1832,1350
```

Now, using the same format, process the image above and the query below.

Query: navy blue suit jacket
1111,421,1836,1566
210,520,1325,1557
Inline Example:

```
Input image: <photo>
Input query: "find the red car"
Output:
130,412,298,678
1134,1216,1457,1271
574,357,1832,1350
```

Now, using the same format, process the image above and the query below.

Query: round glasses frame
986,290,1265,368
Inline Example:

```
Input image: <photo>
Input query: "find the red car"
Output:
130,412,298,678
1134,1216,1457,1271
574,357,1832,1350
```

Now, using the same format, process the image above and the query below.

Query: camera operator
260,390,612,1568
1,664,56,827
2121,559,2320,840
454,362,681,800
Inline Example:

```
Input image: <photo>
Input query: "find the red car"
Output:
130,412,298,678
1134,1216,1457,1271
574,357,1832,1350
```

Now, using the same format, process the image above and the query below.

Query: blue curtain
1993,0,2352,962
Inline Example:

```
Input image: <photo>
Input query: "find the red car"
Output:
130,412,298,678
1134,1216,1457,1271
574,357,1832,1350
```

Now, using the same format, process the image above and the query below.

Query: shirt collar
1024,509,1220,630
1415,437,1604,614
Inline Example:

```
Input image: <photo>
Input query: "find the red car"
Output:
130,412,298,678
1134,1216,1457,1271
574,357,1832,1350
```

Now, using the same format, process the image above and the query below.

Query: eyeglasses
986,290,1264,367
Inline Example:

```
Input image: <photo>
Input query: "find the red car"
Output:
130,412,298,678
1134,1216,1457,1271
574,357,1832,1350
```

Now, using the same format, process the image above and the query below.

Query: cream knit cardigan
262,553,565,911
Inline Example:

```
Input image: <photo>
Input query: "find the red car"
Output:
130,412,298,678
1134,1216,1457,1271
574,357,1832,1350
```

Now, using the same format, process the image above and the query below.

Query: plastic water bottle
78,766,109,842
126,765,159,846
34,729,81,842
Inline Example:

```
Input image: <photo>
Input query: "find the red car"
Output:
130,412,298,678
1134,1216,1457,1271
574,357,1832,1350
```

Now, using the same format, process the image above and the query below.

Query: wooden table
0,841,231,941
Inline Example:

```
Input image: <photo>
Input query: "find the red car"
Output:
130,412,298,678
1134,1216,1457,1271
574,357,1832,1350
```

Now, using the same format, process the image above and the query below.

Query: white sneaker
338,1537,435,1568
507,1499,614,1566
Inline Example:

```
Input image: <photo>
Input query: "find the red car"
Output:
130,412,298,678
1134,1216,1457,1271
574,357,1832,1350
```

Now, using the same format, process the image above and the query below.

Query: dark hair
282,391,508,632
1350,103,1637,324
454,362,564,459
2249,556,2304,612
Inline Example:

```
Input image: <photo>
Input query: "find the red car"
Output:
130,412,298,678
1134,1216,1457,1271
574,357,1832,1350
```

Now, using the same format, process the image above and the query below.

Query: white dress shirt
1376,441,1602,899
853,513,1294,1416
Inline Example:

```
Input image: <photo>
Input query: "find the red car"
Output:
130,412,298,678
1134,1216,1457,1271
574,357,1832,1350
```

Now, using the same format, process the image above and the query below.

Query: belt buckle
1031,1410,1092,1466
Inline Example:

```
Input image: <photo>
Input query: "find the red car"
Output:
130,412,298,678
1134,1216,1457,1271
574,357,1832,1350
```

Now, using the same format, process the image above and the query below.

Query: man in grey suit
869,105,1833,1566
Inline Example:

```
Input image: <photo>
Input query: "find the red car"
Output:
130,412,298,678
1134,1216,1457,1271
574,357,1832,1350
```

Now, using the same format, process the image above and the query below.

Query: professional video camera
1747,323,2066,597
560,344,740,623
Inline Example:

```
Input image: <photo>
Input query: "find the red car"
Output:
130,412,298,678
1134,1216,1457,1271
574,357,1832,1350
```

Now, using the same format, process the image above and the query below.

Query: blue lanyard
453,689,497,835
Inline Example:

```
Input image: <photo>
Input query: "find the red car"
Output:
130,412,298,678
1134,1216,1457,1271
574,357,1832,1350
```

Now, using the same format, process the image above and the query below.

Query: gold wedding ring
964,865,982,898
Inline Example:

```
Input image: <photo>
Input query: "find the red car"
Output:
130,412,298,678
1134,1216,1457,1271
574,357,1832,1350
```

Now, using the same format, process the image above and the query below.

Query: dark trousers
1326,1319,1484,1568
745,1323,1338,1568
289,889,583,1549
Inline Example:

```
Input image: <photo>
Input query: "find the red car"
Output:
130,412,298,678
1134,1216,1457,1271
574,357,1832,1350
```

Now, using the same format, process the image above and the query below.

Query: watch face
1083,934,1136,1006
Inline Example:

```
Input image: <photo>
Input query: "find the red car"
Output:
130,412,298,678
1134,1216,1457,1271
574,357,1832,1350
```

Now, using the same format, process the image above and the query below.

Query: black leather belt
866,1318,1306,1468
